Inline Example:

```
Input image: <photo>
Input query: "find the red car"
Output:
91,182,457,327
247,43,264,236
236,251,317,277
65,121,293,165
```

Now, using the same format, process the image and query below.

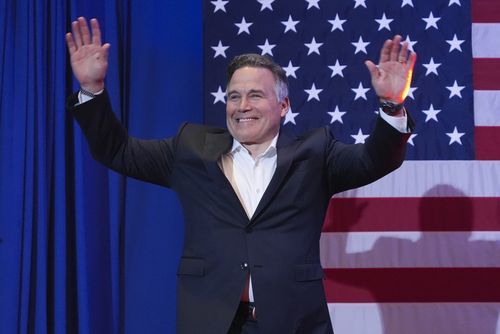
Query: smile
237,117,258,122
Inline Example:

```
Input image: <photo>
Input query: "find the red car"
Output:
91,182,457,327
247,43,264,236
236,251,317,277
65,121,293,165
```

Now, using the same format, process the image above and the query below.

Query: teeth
238,118,257,122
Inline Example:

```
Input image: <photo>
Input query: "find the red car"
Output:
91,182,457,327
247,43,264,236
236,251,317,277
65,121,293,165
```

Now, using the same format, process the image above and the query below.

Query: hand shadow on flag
322,184,500,334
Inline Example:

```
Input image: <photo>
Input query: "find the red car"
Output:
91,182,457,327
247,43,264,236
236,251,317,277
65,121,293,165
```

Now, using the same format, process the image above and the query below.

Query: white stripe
474,90,500,126
328,303,500,334
320,232,500,268
335,161,500,198
472,23,500,58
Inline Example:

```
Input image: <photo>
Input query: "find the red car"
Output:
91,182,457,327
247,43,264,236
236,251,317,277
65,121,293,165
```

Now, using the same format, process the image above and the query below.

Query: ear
280,97,290,117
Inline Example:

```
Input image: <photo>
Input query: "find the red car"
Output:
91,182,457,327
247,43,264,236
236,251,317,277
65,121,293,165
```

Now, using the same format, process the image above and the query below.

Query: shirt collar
230,133,279,158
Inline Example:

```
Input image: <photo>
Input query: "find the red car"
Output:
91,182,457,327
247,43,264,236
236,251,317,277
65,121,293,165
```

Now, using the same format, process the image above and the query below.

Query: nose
239,97,251,112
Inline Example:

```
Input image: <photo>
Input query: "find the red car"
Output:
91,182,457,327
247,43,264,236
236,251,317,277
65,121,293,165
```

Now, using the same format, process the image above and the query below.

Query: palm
66,17,110,92
70,44,108,86
372,61,409,103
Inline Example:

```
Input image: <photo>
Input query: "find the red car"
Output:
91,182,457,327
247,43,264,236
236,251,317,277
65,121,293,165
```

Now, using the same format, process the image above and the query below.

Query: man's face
226,67,289,146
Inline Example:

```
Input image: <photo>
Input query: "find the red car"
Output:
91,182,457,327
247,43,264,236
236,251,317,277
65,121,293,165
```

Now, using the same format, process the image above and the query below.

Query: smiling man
66,17,415,334
225,58,290,157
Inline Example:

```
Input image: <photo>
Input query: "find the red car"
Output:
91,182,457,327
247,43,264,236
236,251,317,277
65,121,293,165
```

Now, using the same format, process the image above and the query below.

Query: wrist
80,81,104,94
379,100,404,116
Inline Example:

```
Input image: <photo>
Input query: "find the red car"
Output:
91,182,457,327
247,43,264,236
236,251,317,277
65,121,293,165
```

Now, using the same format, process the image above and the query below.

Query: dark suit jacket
68,90,411,334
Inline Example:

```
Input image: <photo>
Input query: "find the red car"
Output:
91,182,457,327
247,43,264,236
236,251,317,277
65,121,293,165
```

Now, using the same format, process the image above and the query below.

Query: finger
65,32,77,54
406,51,417,71
379,39,392,63
389,35,402,62
365,60,379,79
71,20,83,48
90,18,102,45
399,41,409,62
78,17,91,45
102,43,111,57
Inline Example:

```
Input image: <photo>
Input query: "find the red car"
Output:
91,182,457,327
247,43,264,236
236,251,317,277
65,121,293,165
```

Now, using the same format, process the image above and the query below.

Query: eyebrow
227,89,265,96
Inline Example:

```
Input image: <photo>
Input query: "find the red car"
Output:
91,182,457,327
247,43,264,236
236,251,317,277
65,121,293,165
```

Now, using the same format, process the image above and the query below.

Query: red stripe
472,0,500,23
322,197,500,232
473,59,500,90
475,126,500,160
324,268,500,302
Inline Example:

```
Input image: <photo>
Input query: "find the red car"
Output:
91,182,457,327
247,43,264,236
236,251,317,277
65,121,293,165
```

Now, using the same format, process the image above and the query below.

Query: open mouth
237,117,259,123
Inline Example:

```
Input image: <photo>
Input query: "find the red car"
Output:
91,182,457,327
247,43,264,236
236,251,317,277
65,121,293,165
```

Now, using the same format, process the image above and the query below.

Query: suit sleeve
325,115,412,195
66,90,179,188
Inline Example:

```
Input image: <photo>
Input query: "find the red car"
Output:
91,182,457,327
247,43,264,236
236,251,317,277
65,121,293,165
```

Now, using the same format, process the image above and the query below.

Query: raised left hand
365,35,417,104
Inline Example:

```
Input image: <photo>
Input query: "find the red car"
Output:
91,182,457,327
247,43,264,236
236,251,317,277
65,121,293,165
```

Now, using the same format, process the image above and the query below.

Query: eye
228,94,240,102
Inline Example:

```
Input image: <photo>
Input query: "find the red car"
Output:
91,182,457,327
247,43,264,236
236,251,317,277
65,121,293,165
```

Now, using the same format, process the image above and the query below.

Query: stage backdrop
203,0,500,333
2,0,499,333
1,0,201,333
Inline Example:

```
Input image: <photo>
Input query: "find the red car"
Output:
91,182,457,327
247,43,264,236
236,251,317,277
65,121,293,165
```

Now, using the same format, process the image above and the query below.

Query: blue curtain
0,0,202,333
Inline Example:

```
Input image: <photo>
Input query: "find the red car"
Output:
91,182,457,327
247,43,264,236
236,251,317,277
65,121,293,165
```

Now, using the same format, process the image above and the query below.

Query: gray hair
226,53,289,102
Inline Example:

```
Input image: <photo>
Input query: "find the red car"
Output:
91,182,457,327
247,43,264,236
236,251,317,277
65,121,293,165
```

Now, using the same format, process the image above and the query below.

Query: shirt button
256,188,260,193
241,262,249,270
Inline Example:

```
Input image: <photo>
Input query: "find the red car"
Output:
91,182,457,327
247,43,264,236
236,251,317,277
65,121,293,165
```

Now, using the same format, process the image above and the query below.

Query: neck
242,140,273,158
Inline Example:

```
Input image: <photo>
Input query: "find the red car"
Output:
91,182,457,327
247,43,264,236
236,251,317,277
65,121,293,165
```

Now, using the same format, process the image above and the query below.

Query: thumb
102,43,111,57
364,60,379,79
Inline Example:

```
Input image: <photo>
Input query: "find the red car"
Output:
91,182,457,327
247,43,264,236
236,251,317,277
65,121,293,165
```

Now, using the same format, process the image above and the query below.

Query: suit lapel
250,132,297,224
203,131,250,221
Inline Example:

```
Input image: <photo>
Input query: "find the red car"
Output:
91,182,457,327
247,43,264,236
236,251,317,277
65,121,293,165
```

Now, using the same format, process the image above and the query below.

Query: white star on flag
401,0,414,7
328,14,347,32
423,57,441,76
211,0,229,13
212,41,229,58
422,104,441,122
328,106,347,124
351,82,370,100
422,12,441,30
305,0,320,10
407,86,418,99
375,13,393,31
235,17,253,35
284,107,299,125
283,61,299,78
305,37,323,55
258,39,276,56
446,81,465,98
257,0,275,11
351,36,370,54
328,60,347,78
353,0,367,9
304,83,323,101
446,126,465,145
403,35,417,52
281,15,299,33
211,86,226,104
448,0,461,6
446,34,465,52
351,129,369,144
407,134,418,146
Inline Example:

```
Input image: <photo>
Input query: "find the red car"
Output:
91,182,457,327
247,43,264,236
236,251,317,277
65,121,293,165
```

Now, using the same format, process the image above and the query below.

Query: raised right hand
66,17,110,93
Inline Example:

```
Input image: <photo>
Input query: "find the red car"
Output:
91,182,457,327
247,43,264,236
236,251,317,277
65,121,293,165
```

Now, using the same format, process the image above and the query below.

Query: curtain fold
0,1,125,333
0,1,201,333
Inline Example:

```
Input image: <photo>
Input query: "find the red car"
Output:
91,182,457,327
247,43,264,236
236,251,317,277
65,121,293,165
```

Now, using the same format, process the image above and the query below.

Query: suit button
241,262,249,270
245,226,253,233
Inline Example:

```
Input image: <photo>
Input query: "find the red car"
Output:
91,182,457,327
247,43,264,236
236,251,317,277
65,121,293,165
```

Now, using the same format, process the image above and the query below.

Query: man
66,17,416,334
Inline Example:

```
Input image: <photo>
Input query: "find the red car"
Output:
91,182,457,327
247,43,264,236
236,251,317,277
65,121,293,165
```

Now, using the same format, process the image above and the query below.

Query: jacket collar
202,130,299,224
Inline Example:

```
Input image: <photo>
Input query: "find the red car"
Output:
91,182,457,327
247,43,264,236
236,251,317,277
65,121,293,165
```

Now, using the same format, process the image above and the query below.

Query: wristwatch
379,100,404,115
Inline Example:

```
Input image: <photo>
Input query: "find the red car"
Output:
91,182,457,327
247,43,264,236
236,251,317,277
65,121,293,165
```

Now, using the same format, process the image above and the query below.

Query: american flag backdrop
203,0,500,333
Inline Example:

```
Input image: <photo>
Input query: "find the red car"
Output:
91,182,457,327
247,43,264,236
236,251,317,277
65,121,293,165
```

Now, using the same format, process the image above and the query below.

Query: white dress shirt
218,135,279,302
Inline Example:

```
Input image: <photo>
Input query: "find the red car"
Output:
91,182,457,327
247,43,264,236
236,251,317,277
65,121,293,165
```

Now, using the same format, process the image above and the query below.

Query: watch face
380,101,402,114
